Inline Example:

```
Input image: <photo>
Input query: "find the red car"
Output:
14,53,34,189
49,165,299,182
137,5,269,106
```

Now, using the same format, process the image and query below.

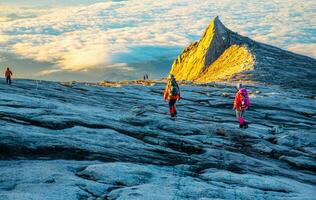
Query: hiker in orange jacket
164,74,180,117
5,67,13,85
233,83,250,128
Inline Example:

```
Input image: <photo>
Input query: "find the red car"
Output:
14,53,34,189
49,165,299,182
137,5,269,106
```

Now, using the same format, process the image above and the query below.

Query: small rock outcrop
170,16,316,92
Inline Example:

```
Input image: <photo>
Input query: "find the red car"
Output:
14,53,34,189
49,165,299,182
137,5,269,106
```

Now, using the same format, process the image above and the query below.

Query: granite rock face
170,17,316,92
0,79,315,199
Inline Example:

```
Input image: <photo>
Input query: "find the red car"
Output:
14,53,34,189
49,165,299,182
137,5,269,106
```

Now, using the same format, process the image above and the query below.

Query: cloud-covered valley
0,0,315,81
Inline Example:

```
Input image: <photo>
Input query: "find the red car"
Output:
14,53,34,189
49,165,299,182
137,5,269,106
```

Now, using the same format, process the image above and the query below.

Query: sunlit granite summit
171,17,316,91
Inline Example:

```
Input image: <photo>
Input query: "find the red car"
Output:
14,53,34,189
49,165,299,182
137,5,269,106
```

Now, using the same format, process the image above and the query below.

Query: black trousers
6,76,11,85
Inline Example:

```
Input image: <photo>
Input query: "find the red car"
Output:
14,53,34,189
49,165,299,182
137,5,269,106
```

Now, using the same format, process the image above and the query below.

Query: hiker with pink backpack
233,83,250,128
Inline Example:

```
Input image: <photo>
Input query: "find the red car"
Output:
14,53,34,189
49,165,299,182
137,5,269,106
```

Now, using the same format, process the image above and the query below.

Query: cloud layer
0,0,315,79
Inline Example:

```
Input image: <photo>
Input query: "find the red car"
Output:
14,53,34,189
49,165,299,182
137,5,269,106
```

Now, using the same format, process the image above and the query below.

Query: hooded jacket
234,88,250,110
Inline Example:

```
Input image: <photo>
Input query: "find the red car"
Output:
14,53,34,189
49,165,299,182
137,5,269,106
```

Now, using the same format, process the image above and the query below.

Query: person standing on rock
233,83,250,128
164,74,181,117
5,67,13,85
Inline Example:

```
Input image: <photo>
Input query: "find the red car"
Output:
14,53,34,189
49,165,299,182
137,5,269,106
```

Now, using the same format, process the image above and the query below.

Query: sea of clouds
0,0,315,80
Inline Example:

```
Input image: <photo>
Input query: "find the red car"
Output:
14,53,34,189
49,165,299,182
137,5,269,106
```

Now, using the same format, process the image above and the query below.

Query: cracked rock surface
0,79,315,199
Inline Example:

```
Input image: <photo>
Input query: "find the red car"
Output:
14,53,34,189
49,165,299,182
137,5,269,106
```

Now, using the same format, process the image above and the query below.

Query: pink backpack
239,88,250,108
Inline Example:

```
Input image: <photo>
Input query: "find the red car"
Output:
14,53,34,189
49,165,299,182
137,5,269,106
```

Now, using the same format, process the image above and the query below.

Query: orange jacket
5,69,12,78
164,80,180,100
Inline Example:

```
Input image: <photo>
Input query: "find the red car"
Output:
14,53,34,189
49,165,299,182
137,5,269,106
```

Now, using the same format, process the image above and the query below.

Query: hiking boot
239,124,243,128
243,122,248,129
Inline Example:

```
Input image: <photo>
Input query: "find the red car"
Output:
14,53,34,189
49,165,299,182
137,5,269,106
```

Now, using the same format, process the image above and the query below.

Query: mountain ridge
170,16,316,91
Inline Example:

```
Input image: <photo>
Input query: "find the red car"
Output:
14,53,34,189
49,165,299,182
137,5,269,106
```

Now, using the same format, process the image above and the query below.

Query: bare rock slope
170,17,316,91
0,79,315,200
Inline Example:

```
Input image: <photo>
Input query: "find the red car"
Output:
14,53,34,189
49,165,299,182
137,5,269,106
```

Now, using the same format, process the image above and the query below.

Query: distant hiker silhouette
5,67,13,85
143,74,149,80
233,83,250,128
164,74,181,117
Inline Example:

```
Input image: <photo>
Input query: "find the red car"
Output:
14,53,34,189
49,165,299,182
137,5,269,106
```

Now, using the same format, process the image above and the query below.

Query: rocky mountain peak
170,16,243,81
203,16,231,67
170,16,316,92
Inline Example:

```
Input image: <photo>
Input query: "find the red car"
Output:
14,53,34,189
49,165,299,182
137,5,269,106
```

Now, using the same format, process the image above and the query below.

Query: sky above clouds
0,0,315,81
